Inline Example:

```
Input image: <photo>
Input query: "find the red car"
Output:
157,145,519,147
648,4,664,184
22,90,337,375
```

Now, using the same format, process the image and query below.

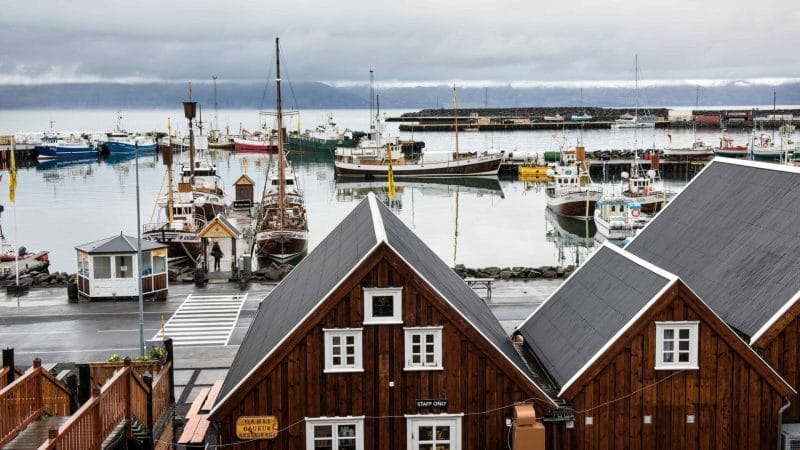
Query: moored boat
106,135,157,153
663,139,715,160
286,114,362,153
593,197,644,241
234,128,278,153
620,152,668,214
545,163,602,218
36,135,99,160
714,136,749,158
254,38,309,264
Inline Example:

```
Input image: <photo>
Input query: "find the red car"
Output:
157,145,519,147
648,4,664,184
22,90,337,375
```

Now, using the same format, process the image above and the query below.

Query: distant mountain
0,81,798,109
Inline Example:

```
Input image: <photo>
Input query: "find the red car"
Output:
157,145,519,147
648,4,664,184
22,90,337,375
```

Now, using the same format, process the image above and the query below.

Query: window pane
141,251,153,275
346,356,355,365
435,446,450,450
314,442,333,450
679,341,689,351
333,356,341,365
332,336,340,346
663,353,674,363
663,329,674,340
94,256,111,279
426,344,435,353
436,426,450,440
314,425,332,438
425,334,434,343
419,426,434,440
153,255,166,274
679,352,690,362
346,336,354,345
332,347,341,356
413,355,421,364
412,335,420,344
679,329,690,339
372,295,394,317
338,424,356,436
663,341,674,351
419,445,433,450
116,255,133,278
339,439,356,450
426,354,435,364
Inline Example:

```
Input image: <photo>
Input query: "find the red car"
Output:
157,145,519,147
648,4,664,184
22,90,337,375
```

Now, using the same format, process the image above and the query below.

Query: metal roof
75,233,168,254
516,244,672,390
626,158,800,341
213,193,553,416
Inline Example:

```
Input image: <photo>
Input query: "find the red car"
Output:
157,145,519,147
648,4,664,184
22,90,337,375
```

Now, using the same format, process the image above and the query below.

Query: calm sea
0,108,759,273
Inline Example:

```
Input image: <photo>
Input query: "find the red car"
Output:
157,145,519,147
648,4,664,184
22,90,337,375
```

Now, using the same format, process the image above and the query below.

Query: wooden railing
43,357,173,450
80,360,163,388
151,361,172,424
0,367,10,389
0,359,71,447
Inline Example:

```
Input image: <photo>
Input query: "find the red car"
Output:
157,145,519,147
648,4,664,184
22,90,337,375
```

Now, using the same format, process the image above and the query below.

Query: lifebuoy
631,209,641,217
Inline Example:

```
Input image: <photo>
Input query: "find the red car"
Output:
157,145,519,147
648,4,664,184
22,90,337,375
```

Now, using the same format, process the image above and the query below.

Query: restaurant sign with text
236,416,278,439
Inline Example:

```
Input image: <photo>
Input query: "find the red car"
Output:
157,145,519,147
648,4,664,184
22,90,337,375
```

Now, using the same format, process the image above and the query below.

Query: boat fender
631,209,641,218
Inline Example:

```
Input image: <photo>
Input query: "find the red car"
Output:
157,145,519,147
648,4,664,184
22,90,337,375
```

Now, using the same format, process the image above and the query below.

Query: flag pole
135,141,145,357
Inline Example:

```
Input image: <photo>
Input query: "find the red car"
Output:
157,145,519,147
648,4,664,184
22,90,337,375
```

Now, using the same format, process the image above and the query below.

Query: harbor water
0,108,761,273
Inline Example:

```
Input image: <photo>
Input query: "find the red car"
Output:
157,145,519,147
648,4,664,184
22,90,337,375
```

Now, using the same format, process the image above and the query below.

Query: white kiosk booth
75,233,169,300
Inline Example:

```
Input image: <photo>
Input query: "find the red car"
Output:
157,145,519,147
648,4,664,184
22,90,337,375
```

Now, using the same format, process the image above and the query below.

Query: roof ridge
120,234,135,252
713,156,800,173
601,242,678,282
367,192,387,243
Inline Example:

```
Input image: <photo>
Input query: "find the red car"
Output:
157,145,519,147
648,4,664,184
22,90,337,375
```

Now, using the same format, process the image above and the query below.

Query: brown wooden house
208,194,556,449
626,159,800,430
516,244,795,450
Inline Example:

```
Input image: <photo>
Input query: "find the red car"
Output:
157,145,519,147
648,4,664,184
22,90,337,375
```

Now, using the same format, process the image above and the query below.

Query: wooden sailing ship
254,38,309,263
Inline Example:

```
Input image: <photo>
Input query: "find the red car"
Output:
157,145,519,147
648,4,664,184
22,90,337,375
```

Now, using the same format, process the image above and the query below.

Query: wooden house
516,243,795,450
208,193,556,449
625,159,800,428
75,233,169,300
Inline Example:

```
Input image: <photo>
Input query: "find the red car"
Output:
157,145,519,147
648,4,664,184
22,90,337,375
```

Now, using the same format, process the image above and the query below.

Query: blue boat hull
36,145,98,160
105,141,157,153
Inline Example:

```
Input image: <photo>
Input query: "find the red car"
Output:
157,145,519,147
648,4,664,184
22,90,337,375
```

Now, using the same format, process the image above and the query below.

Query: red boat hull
234,142,278,153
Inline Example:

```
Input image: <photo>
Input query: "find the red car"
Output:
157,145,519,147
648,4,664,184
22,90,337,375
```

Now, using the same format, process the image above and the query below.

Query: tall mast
369,70,375,133
453,85,460,160
212,75,219,131
275,37,286,224
188,83,195,181
634,54,639,121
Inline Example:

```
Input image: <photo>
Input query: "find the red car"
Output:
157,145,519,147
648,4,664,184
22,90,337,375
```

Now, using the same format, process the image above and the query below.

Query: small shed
232,174,256,209
75,233,169,300
198,215,241,273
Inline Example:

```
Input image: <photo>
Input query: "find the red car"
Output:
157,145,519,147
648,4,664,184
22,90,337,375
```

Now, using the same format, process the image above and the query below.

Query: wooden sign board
236,416,278,440
202,222,235,239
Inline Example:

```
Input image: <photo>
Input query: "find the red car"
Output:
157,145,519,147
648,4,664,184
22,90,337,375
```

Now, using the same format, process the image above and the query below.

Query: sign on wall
416,399,448,409
236,416,279,440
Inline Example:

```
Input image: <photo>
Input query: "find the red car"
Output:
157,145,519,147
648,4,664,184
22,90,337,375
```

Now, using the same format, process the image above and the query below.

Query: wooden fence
41,358,173,450
79,359,163,388
0,359,71,447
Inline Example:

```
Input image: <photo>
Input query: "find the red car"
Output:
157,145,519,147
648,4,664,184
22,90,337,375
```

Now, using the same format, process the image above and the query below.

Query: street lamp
183,101,197,180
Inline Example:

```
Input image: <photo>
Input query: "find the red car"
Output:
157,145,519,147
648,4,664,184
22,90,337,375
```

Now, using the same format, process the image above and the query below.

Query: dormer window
363,287,403,325
655,322,699,370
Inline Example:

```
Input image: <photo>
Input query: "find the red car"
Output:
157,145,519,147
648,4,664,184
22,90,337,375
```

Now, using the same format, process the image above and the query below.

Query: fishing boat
620,152,668,214
106,135,157,153
36,135,99,160
593,197,644,241
751,133,785,161
663,139,715,160
167,158,227,221
543,114,564,122
545,146,601,218
714,136,749,157
571,113,593,122
234,118,279,153
286,113,362,153
334,82,503,178
612,55,656,129
254,38,309,263
143,146,204,263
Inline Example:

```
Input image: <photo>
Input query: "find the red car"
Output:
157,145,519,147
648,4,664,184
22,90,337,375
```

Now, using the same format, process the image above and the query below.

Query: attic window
363,287,403,325
655,322,699,370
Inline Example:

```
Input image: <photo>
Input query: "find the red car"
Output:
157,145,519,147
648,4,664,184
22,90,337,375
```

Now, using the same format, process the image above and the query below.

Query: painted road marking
154,293,247,346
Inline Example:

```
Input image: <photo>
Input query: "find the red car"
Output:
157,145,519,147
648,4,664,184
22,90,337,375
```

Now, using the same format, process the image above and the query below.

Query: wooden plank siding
755,299,800,423
213,244,551,449
554,283,791,450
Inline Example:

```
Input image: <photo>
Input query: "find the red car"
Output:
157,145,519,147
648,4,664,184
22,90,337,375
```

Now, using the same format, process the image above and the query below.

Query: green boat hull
286,135,359,153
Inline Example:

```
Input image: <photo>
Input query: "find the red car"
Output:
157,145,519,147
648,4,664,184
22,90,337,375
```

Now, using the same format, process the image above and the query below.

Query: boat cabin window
116,255,133,279
363,287,403,325
655,321,699,370
94,256,112,279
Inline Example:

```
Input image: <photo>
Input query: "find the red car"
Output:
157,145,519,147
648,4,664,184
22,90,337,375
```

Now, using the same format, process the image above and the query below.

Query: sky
1,0,799,87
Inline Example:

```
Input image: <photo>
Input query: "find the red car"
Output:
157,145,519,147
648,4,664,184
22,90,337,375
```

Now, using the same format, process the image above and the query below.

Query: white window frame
363,287,403,325
406,414,462,450
305,416,365,450
323,328,364,373
655,321,699,370
404,326,443,371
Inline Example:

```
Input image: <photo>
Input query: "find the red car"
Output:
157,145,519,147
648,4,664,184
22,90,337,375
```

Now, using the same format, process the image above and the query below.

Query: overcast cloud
1,0,798,86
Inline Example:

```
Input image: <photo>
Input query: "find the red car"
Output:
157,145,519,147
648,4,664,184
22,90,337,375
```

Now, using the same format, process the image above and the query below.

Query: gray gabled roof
75,233,168,254
626,159,800,342
213,194,554,416
516,244,675,392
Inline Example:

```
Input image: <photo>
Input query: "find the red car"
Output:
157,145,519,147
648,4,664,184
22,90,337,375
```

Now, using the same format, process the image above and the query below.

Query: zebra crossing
153,293,247,346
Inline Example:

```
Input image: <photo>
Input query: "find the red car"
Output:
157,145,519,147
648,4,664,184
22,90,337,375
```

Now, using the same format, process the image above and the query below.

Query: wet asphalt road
0,279,560,369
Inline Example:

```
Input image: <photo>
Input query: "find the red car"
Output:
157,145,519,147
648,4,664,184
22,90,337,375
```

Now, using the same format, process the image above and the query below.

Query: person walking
211,241,223,272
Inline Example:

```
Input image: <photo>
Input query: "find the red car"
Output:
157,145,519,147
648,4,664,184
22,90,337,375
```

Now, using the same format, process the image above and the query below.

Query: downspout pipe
778,396,791,450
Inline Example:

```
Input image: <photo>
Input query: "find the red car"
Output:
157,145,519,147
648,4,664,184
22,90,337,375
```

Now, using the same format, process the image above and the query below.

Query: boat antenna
634,54,639,122
276,37,286,229
453,84,460,160
376,94,381,144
